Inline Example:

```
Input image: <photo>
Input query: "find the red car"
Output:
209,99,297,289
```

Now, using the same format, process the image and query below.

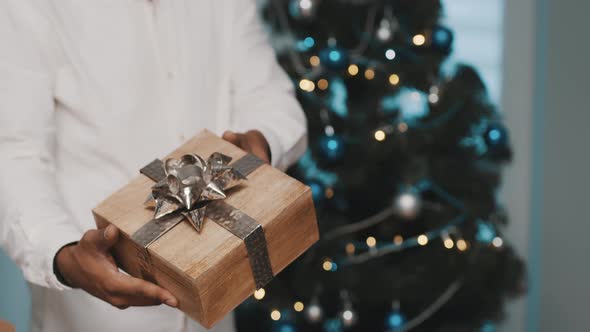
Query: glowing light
428,93,439,104
348,64,359,76
303,36,315,48
270,310,281,321
294,301,305,312
299,79,315,92
254,288,266,300
398,123,408,132
389,74,400,85
345,243,356,255
317,79,329,90
385,49,396,60
396,192,419,218
366,236,377,247
322,260,333,271
456,239,468,251
444,238,454,249
328,50,341,62
309,55,320,66
299,0,312,10
324,125,335,136
364,69,375,80
393,235,404,245
326,139,338,150
388,312,405,328
492,237,504,248
413,34,426,46
342,310,354,321
325,187,334,199
488,129,501,141
417,234,429,246
374,130,386,142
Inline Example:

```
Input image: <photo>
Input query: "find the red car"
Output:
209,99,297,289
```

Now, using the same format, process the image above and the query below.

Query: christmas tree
236,0,525,331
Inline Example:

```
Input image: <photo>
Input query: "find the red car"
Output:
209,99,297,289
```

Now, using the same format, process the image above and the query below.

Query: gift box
93,130,319,328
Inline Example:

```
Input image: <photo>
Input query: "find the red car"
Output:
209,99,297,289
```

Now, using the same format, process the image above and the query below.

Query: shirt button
167,71,174,80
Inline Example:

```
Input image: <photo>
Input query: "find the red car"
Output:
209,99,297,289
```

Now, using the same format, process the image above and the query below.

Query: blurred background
1,0,589,331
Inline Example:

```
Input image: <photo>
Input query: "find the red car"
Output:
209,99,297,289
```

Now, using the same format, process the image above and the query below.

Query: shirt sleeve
0,1,83,290
228,0,308,171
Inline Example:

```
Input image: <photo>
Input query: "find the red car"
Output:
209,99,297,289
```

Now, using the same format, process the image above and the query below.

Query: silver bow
144,152,246,232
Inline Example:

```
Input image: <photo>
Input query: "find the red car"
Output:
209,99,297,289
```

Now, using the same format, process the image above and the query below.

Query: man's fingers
80,225,119,253
104,273,177,308
98,225,119,251
222,130,240,145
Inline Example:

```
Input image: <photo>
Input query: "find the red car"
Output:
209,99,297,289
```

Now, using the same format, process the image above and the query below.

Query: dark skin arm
55,130,271,309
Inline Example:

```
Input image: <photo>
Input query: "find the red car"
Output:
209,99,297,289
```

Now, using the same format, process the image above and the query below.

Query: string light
443,237,454,249
345,243,356,255
364,68,375,80
348,64,359,76
317,79,329,90
322,259,333,271
366,236,377,247
428,93,439,104
325,187,334,199
385,48,396,60
417,234,429,246
324,124,335,136
374,130,386,141
299,0,312,10
456,239,468,251
254,288,266,300
389,74,400,85
398,122,408,132
294,301,305,312
299,79,315,92
492,237,504,248
393,235,404,245
309,55,320,66
413,34,426,46
270,310,281,321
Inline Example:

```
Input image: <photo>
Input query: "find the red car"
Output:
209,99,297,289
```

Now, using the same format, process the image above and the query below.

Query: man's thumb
98,225,119,251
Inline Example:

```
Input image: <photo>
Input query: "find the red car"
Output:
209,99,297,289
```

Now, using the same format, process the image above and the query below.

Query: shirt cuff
42,227,83,290
255,126,284,170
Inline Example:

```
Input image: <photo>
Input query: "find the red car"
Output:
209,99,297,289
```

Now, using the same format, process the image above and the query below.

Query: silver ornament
394,190,421,219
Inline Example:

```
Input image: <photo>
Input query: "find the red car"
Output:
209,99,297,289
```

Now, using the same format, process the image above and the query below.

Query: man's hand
55,225,177,310
222,130,271,164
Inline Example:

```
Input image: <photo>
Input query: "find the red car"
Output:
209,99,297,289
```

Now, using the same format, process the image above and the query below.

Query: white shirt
0,1,307,331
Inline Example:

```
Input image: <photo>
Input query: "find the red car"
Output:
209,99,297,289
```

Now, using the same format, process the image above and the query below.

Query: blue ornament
319,134,345,161
386,311,406,330
327,78,348,117
480,320,496,332
308,181,325,202
484,124,508,147
273,322,296,332
432,25,454,53
296,36,316,51
297,151,339,187
476,221,496,243
382,88,429,121
323,318,343,332
319,47,349,70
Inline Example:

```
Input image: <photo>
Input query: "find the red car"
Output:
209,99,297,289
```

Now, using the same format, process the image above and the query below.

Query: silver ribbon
131,153,273,288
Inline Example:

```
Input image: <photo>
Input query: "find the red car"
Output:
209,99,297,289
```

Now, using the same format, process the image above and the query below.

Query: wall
503,0,590,331
534,0,590,330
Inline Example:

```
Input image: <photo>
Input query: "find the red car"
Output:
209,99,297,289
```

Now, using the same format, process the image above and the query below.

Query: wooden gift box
93,130,319,328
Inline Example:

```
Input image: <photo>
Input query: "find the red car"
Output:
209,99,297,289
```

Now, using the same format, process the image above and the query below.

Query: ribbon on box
130,152,273,289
